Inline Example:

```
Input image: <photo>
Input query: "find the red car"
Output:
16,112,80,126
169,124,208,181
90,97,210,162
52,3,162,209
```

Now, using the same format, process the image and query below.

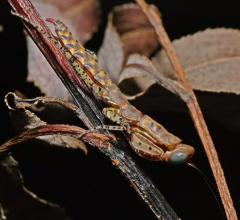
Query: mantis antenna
187,162,226,219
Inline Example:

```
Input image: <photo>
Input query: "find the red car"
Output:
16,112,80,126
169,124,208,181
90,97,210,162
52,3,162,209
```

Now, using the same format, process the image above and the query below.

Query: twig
7,0,180,219
134,0,238,220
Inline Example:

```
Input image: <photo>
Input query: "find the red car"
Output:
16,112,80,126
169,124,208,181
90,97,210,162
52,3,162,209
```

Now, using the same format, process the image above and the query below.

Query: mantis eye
169,151,188,165
168,144,194,165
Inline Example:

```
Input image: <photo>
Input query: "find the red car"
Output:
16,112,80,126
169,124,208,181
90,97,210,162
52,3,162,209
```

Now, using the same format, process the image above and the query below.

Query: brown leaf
4,92,88,153
118,53,188,100
27,37,71,99
32,0,100,44
118,54,157,99
98,3,188,101
112,3,158,57
153,28,240,94
98,3,158,82
5,92,79,114
98,19,124,83
27,0,100,98
118,28,240,99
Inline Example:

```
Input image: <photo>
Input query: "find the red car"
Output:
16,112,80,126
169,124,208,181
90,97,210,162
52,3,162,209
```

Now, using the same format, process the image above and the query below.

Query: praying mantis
5,11,224,219
9,10,194,164
46,19,195,164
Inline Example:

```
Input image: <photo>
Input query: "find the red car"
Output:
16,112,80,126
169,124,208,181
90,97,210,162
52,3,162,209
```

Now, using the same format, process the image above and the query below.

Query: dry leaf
3,92,114,153
5,92,88,153
118,54,157,99
32,0,100,44
119,54,188,100
118,28,240,99
153,28,240,94
98,3,188,100
112,3,158,57
27,37,71,99
98,18,123,83
27,0,100,99
100,6,240,98
98,3,158,83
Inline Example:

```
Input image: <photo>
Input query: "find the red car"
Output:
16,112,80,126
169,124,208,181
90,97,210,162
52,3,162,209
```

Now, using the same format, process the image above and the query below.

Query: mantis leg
101,107,129,131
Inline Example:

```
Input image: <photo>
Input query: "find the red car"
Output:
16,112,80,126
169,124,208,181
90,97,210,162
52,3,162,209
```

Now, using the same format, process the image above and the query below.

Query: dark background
0,0,240,219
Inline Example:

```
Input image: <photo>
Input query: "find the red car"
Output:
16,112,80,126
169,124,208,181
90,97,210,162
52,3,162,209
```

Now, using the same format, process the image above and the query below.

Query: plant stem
134,0,238,219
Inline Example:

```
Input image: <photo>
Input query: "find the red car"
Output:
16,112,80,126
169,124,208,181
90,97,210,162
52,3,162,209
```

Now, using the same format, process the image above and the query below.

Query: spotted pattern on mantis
48,19,195,164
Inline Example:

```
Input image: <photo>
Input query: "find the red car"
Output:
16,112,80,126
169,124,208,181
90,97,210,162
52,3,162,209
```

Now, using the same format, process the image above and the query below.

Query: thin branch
0,124,113,153
134,0,237,220
7,0,180,219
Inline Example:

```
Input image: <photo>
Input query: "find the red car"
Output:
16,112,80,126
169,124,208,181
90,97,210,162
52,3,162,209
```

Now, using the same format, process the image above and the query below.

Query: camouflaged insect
49,19,195,164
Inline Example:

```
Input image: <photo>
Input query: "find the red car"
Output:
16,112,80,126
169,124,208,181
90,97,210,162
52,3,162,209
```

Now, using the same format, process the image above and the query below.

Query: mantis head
163,144,195,165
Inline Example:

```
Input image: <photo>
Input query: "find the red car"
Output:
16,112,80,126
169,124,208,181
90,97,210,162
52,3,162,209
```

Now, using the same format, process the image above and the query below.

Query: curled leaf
112,3,158,57
119,54,188,100
98,3,158,83
4,92,89,153
5,92,79,112
98,3,188,100
100,5,240,99
117,28,240,99
118,54,156,91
